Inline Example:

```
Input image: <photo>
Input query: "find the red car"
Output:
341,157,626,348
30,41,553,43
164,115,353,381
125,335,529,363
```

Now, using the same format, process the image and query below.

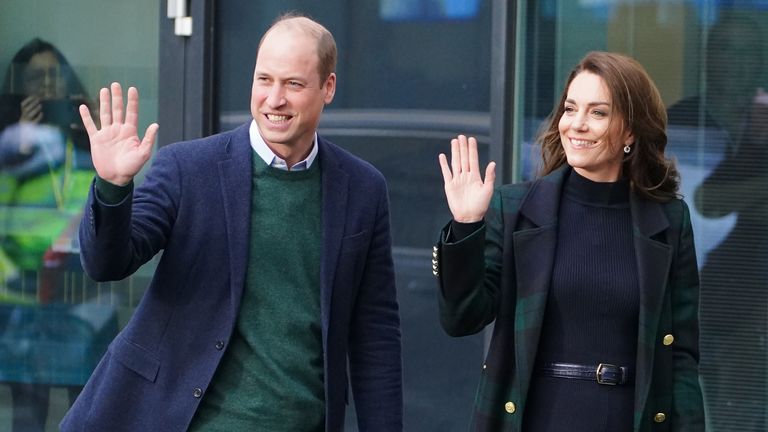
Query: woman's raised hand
438,135,496,223
79,82,158,186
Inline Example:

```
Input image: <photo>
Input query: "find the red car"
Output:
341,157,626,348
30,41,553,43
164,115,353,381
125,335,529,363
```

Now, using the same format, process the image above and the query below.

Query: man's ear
323,73,336,104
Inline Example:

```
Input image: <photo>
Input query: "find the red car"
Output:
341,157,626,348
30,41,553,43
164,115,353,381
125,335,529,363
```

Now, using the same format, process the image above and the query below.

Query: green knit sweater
190,153,324,431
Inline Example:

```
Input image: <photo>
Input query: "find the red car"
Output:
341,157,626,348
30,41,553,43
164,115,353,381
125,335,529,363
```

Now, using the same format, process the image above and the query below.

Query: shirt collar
248,119,318,171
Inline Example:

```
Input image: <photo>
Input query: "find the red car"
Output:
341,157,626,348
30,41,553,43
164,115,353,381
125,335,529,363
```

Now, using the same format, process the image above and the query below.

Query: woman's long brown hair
538,51,679,202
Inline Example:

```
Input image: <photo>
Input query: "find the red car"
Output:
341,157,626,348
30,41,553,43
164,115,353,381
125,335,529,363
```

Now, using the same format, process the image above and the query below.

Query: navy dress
522,170,639,431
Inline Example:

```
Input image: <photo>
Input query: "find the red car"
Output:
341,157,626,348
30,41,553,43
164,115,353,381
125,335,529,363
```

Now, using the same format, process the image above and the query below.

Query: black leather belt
536,362,634,385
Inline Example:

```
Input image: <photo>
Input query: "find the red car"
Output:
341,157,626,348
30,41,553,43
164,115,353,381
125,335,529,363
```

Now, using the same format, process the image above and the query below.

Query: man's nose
266,84,286,108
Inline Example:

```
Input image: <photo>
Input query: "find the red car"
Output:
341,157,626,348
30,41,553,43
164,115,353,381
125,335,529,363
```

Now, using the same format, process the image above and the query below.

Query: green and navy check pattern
437,166,704,431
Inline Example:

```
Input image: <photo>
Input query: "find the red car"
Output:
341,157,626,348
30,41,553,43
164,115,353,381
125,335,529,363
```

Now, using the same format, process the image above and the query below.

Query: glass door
0,1,160,430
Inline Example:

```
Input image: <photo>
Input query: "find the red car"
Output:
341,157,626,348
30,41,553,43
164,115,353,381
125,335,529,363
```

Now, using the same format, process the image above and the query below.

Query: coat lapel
217,124,254,314
318,137,349,348
512,166,568,403
630,193,672,431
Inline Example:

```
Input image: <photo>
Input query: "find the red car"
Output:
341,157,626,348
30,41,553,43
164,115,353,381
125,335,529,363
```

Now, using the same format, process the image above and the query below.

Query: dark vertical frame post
158,0,215,147
490,0,518,184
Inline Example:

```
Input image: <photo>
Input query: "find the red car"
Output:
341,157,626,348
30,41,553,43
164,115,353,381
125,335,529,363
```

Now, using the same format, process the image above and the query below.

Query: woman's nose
570,113,588,131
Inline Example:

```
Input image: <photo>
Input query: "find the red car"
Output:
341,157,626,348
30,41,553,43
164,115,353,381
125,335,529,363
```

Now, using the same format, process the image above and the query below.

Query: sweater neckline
564,169,630,208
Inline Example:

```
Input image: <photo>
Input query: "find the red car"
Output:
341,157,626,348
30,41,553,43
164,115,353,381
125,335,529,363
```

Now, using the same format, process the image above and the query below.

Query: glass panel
0,1,159,429
519,1,768,429
216,1,492,430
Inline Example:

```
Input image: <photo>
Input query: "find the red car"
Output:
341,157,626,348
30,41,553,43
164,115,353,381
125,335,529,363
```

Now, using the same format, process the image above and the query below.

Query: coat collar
518,164,670,236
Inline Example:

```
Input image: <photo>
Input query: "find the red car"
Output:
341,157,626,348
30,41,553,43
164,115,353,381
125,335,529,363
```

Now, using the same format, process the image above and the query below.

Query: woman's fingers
438,153,453,183
458,135,469,173
450,137,460,176
468,136,480,173
484,161,496,188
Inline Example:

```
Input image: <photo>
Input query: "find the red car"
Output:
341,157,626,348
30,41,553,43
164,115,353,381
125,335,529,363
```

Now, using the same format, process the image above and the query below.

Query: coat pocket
109,336,161,382
340,230,369,254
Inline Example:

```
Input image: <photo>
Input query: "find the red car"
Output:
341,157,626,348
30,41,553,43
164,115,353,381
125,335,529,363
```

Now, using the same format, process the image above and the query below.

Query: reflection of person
0,39,109,432
60,13,402,432
434,52,704,430
668,13,768,431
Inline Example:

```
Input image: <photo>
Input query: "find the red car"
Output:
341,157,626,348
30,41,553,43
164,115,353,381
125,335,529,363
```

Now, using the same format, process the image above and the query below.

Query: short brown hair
259,12,337,85
538,51,678,202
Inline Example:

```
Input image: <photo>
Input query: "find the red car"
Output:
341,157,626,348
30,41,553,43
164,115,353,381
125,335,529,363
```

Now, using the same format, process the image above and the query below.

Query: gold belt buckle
596,363,618,385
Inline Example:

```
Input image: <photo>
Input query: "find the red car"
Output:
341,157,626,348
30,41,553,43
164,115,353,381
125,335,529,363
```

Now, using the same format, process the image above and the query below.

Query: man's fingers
111,82,124,124
141,123,159,153
79,104,98,136
438,153,453,183
99,87,111,127
125,86,140,127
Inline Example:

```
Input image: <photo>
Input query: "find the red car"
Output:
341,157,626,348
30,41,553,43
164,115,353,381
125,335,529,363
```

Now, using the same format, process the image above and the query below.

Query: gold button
482,364,487,370
432,270,438,276
433,246,438,252
654,412,666,423
663,334,674,346
504,402,516,414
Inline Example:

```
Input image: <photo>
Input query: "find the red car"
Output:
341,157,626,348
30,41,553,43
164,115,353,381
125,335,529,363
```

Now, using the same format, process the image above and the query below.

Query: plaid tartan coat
435,166,704,431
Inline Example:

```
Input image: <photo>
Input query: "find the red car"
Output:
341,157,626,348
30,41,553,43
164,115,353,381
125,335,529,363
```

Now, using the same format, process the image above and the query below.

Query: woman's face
22,50,67,100
558,71,633,182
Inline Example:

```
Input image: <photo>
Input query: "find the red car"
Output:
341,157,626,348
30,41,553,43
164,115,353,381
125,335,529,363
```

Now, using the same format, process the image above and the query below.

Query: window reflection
0,38,117,432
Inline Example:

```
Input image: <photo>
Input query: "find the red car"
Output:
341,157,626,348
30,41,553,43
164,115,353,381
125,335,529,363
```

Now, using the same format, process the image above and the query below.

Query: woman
435,51,704,431
0,39,114,432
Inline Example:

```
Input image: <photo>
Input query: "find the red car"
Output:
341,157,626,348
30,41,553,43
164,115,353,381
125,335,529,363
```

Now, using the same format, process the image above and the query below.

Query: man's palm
80,83,158,186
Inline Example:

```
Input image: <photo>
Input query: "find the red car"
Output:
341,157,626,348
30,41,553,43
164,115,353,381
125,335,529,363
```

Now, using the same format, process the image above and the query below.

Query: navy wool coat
61,123,403,432
435,166,705,431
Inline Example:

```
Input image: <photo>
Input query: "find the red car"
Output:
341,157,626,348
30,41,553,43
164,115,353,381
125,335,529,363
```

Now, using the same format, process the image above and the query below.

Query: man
60,13,402,432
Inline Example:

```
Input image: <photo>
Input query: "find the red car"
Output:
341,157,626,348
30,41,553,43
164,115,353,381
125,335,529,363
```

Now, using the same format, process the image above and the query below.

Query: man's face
250,26,336,156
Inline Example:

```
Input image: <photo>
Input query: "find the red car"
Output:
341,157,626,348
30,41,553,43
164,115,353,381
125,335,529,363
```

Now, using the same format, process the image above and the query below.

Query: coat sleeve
347,179,403,432
78,147,180,281
437,188,505,337
670,200,706,430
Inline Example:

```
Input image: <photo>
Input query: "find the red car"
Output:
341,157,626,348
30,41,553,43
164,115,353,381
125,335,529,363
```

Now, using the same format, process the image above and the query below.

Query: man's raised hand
79,82,158,186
